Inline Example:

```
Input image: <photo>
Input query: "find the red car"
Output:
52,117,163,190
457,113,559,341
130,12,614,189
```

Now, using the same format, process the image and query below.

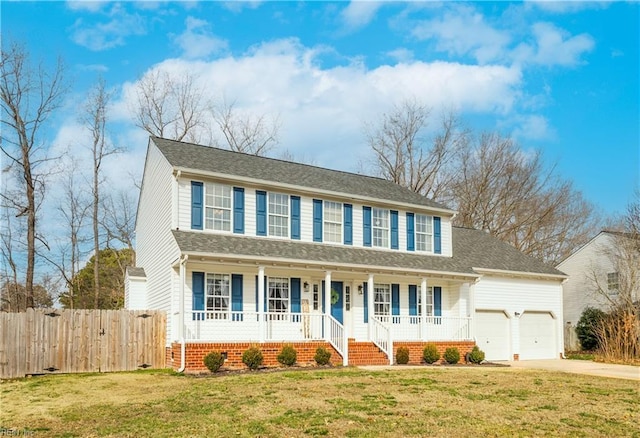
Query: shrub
314,346,332,365
396,346,410,365
467,346,485,364
203,351,225,373
443,347,460,364
277,344,297,367
423,343,440,364
576,307,606,351
242,346,264,370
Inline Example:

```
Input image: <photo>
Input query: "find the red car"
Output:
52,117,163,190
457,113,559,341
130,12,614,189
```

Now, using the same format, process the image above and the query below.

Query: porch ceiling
172,230,478,280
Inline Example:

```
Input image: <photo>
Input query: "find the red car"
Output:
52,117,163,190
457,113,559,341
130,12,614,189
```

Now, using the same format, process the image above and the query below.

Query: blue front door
330,281,343,324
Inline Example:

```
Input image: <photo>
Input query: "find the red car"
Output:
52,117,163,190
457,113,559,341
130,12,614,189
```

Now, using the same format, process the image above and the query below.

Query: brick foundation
170,341,341,372
169,340,478,372
393,341,476,364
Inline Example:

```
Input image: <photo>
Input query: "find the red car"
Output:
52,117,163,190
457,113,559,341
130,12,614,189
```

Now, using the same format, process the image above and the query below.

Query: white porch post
324,271,332,341
367,274,374,339
258,266,265,343
421,278,428,341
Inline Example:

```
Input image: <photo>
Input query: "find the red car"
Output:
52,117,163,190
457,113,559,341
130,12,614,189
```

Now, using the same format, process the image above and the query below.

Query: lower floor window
373,283,390,316
417,287,434,317
206,273,230,317
269,277,289,312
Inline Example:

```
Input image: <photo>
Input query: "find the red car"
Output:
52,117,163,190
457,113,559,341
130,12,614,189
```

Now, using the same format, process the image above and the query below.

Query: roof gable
151,136,452,212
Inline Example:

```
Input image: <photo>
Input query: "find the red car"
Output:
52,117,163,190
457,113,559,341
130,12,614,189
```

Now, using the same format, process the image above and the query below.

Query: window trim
417,287,434,317
607,272,619,294
373,283,391,316
323,200,343,244
268,276,290,313
267,192,290,238
205,273,231,318
372,208,390,249
414,214,434,253
203,182,233,232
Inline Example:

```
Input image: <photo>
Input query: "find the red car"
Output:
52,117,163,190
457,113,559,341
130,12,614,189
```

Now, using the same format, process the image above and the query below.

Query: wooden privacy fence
0,309,166,379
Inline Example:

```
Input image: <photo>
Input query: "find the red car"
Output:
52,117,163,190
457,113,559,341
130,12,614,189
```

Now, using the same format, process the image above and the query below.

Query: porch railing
375,315,472,342
327,315,348,366
370,316,393,364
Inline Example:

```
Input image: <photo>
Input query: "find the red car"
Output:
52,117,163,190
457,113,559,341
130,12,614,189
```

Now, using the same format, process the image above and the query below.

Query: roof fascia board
174,167,457,216
182,250,478,280
472,267,567,281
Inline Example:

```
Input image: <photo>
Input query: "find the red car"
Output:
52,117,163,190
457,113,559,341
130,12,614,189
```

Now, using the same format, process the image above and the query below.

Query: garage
519,311,557,360
475,310,511,361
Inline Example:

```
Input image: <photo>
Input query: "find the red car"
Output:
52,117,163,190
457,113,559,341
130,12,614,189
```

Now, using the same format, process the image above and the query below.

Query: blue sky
2,1,639,218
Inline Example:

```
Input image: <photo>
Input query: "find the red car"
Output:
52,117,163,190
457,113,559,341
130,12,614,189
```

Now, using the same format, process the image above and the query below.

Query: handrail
370,316,393,364
326,315,348,366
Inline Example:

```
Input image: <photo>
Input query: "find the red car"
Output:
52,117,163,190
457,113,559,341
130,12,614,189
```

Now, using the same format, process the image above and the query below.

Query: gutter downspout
178,254,188,373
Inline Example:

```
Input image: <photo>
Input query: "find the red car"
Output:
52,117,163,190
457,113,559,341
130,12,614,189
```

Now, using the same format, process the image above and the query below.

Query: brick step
348,342,390,365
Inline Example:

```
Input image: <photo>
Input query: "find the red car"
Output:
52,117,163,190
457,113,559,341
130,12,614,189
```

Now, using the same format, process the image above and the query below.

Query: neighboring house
558,231,639,350
126,137,566,371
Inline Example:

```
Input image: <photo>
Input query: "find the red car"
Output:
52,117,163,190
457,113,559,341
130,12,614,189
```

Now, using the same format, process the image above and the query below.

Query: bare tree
211,99,280,156
102,189,136,266
365,100,466,201
133,70,207,143
81,78,120,309
0,42,66,308
451,132,595,264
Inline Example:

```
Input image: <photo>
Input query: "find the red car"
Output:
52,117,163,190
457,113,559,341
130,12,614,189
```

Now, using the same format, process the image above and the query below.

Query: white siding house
128,137,566,370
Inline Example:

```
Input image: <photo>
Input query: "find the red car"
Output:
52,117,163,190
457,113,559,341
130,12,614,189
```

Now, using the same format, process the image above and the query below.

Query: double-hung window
607,272,619,294
268,193,289,237
372,208,389,248
373,283,391,318
417,287,434,317
268,277,289,313
324,201,342,243
204,183,232,231
206,273,230,318
415,214,433,252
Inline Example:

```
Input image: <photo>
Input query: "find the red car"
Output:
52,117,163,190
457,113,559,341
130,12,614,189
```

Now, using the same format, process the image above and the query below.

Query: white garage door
519,311,556,360
475,310,510,361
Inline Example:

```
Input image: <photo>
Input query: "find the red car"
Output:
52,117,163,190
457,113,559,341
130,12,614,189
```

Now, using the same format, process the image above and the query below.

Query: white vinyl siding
324,201,342,244
268,193,289,237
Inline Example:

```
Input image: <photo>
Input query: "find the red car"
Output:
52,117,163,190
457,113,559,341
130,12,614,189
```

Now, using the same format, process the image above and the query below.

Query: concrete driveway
506,359,640,381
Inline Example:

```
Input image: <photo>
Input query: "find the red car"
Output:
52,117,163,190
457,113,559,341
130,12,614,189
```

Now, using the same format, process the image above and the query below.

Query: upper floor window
204,183,231,231
415,214,433,252
372,208,389,248
268,193,289,237
607,272,619,294
206,273,230,316
268,277,289,312
373,283,391,316
324,201,342,243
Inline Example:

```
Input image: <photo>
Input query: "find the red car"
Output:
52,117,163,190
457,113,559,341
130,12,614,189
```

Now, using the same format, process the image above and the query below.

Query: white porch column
324,271,332,316
258,266,265,343
367,274,374,339
421,278,428,341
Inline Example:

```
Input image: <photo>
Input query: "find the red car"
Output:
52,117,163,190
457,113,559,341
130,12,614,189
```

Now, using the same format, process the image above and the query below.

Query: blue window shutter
434,216,441,254
343,204,353,245
406,213,415,251
390,210,399,250
363,282,368,323
231,274,243,312
254,275,267,312
408,285,417,316
363,206,372,247
233,187,245,234
192,272,204,321
191,182,203,230
434,286,442,317
290,196,301,240
291,278,301,313
256,191,267,236
313,199,323,242
391,283,400,316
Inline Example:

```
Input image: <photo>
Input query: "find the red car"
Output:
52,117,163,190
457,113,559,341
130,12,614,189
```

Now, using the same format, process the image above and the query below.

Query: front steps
348,341,390,365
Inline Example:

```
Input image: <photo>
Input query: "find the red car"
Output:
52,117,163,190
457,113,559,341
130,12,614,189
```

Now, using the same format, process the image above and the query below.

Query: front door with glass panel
330,281,344,324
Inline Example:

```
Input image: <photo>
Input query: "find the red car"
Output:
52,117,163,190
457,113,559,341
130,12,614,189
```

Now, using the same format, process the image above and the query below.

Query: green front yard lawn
1,367,638,437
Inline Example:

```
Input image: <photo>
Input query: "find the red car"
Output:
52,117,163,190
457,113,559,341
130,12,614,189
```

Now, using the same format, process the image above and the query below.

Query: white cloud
173,16,229,59
525,1,611,14
386,48,414,63
510,114,555,141
69,5,147,51
513,22,595,67
66,1,109,12
412,5,511,64
340,1,384,31
222,1,263,13
77,63,109,72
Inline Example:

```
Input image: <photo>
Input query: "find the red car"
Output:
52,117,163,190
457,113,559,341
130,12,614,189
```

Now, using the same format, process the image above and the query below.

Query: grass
566,352,597,361
1,367,639,437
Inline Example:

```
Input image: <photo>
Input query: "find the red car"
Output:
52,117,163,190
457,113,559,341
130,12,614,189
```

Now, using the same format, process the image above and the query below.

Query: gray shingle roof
151,137,452,211
172,228,564,277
